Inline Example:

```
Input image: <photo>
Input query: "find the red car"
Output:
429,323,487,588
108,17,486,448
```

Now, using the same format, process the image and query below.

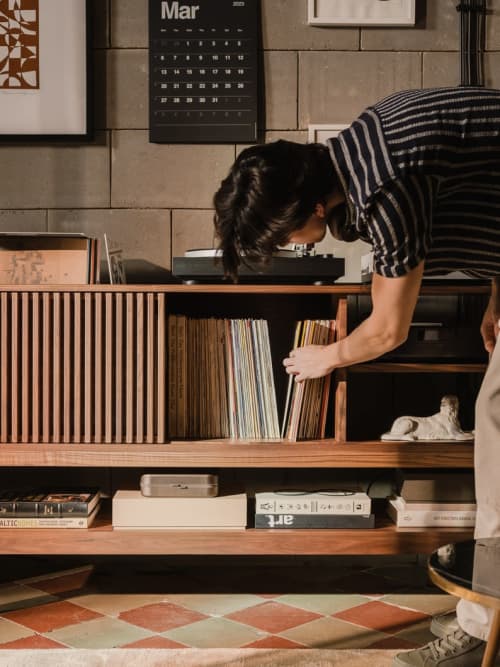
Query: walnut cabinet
0,283,488,555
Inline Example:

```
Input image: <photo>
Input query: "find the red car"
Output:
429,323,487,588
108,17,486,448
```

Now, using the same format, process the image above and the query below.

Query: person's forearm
326,315,406,368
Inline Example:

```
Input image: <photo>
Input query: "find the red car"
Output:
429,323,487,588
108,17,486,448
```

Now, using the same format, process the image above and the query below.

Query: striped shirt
327,87,500,278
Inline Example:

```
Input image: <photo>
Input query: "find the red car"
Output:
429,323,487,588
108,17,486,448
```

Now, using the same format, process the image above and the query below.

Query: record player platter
172,249,345,285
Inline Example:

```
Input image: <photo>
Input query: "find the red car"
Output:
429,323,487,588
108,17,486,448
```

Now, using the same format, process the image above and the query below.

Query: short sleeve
366,175,439,278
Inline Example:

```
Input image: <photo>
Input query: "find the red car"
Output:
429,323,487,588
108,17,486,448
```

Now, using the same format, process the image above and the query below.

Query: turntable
172,247,345,285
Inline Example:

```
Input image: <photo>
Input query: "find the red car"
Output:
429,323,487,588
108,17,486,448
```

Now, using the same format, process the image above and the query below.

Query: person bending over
213,86,500,667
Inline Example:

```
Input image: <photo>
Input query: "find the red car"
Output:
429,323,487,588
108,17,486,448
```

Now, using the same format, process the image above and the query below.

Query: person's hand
283,345,334,382
480,305,498,356
481,278,500,355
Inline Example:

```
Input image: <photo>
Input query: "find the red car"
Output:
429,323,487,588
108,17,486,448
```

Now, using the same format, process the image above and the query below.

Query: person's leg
393,336,500,665
456,338,500,641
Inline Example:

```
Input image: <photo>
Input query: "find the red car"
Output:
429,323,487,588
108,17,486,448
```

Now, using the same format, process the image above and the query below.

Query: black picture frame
0,0,93,142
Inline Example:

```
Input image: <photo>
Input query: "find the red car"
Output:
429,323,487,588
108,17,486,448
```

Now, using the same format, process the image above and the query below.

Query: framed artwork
0,0,92,140
307,0,416,27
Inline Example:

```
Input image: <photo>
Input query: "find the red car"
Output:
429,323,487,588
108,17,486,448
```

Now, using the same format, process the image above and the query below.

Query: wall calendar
149,0,259,143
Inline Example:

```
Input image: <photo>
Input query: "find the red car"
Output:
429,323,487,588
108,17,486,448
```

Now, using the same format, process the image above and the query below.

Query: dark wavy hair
213,140,337,282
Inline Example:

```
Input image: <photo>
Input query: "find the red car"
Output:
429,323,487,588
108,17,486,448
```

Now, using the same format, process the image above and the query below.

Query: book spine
390,510,476,527
255,498,371,515
388,501,476,526
0,514,97,528
254,513,375,529
0,501,95,518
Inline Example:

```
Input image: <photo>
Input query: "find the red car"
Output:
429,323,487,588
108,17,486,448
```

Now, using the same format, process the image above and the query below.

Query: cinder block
111,131,235,208
299,52,421,127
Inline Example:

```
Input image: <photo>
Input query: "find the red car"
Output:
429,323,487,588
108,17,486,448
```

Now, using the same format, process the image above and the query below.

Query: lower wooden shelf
0,510,472,556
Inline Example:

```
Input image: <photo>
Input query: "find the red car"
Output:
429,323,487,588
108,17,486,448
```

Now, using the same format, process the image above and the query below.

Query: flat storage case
140,474,218,497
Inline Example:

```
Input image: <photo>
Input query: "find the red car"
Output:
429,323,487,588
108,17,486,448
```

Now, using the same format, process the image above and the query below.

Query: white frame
0,0,90,139
308,124,348,144
307,0,416,27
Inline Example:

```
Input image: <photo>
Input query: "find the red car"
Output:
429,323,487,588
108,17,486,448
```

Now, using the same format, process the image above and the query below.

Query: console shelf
0,283,487,556
0,510,473,556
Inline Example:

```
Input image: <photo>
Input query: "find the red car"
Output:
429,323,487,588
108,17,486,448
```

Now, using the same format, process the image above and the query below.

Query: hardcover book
254,513,375,529
0,489,101,517
255,491,371,515
0,503,101,528
387,497,476,527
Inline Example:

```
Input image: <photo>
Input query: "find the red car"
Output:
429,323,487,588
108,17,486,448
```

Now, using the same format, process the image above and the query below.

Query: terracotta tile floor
0,556,457,650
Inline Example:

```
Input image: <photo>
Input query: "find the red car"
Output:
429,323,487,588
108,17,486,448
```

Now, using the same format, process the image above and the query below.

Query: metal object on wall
148,0,259,143
457,0,487,86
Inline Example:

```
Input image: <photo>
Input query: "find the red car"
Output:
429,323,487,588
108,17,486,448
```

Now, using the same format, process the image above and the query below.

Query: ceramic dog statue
381,395,474,441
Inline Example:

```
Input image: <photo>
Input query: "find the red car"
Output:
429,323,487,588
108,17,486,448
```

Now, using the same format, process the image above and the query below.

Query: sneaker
392,628,485,666
430,611,459,638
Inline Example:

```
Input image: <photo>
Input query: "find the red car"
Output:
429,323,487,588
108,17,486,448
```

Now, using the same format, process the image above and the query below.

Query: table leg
482,609,500,667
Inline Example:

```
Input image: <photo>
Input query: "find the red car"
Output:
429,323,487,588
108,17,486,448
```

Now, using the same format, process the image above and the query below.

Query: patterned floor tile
243,635,307,648
0,634,68,648
333,600,429,634
68,593,168,616
162,616,264,648
1,600,103,633
380,594,456,616
0,618,35,644
280,616,389,649
163,593,264,616
120,635,189,648
118,601,208,633
47,616,153,649
0,584,57,613
226,601,322,634
278,594,372,616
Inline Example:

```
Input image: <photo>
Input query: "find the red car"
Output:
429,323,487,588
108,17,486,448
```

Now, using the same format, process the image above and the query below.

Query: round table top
428,538,500,609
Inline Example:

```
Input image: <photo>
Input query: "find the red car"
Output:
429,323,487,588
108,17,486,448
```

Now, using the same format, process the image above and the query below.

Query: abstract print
0,0,39,89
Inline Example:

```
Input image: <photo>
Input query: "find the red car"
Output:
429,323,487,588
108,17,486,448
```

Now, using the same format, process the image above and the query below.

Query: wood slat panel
125,293,134,443
31,293,40,444
94,293,103,443
63,293,71,443
0,293,7,443
21,293,30,443
135,293,144,444
115,293,123,444
42,293,50,444
157,293,166,443
52,292,61,443
105,293,113,444
73,293,82,443
146,293,155,444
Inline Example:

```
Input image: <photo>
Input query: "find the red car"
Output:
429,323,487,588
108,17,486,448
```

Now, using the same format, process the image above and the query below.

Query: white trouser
456,338,500,641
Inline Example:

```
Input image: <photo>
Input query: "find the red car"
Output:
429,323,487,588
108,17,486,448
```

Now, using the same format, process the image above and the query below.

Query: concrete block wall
0,0,499,281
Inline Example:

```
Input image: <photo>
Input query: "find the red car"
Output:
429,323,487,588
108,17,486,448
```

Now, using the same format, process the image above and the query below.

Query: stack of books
387,471,476,527
254,489,374,529
0,233,100,284
0,489,101,528
281,319,336,440
112,490,247,529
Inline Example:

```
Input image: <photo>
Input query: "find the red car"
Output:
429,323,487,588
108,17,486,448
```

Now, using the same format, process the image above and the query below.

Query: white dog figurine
381,395,474,441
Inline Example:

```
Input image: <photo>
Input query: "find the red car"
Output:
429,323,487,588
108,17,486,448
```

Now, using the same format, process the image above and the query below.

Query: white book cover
255,491,371,515
394,495,476,512
112,491,247,528
387,497,476,527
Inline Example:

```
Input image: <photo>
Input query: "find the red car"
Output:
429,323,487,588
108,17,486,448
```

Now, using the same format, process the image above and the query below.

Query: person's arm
480,276,500,355
283,261,424,381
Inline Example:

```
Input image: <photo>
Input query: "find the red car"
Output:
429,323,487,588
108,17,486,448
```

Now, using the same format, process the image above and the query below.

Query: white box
112,490,247,529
